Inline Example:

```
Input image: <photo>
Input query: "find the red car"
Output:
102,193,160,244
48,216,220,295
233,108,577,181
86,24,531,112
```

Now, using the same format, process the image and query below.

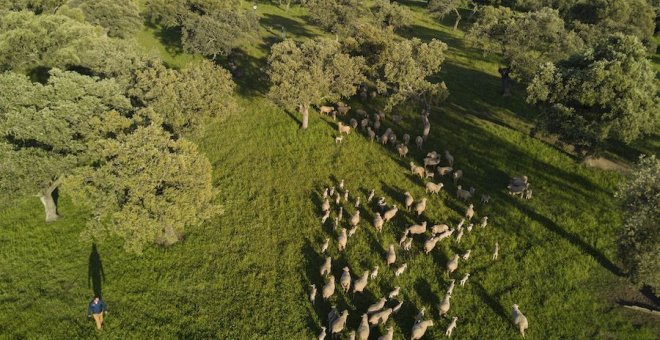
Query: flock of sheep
309,104,531,339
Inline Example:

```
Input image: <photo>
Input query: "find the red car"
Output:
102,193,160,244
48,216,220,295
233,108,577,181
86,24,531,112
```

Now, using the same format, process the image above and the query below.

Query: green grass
1,1,658,339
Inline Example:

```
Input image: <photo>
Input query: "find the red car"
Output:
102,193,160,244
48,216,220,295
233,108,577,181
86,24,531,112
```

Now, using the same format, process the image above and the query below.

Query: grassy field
1,1,658,339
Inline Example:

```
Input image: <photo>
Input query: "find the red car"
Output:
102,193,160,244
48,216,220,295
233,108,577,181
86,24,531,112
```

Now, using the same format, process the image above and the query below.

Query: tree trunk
468,4,478,21
300,104,309,129
453,8,462,30
39,188,59,222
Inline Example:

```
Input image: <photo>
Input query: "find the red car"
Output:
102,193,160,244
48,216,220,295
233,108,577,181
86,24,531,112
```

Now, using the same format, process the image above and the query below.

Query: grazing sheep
465,204,475,220
403,133,410,145
340,180,346,190
415,136,423,149
348,331,355,340
353,271,369,293
424,236,440,254
333,217,339,231
447,255,459,275
373,120,381,131
404,192,414,211
392,299,404,314
447,279,456,296
438,292,452,317
360,118,369,130
425,172,435,180
338,206,343,221
432,224,449,234
367,189,375,203
349,210,360,227
318,326,326,340
348,225,358,238
337,104,351,115
457,185,472,201
374,213,384,232
410,162,426,178
354,197,360,208
367,297,387,314
322,275,335,299
329,186,335,197
411,320,434,340
394,263,408,277
344,189,349,201
322,199,330,212
424,157,441,168
467,223,474,233
406,221,428,235
370,266,379,280
357,314,370,340
368,308,393,326
321,238,329,253
330,310,349,335
323,188,329,198
320,257,331,276
455,229,464,243
415,307,426,324
402,237,413,251
480,194,491,204
356,108,367,116
310,284,317,305
426,182,444,194
427,151,440,158
462,249,472,261
321,210,330,224
435,229,455,242
378,197,387,211
380,133,389,145
480,216,488,228
340,267,352,293
367,127,376,141
523,189,533,200
350,118,358,130
457,218,465,230
388,286,400,299
399,234,408,246
386,244,397,266
512,304,529,337
397,143,409,157
389,134,397,144
383,205,398,223
338,122,351,135
437,166,453,176
460,273,470,286
445,317,458,337
493,242,499,260
337,228,347,251
335,136,343,144
377,326,394,340
335,193,341,205
444,150,454,167
319,106,334,115
415,198,427,216
452,169,463,184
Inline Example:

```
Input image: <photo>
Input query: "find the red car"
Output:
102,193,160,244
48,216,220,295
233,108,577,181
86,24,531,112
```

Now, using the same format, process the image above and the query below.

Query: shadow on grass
260,13,316,39
473,282,509,324
88,244,105,298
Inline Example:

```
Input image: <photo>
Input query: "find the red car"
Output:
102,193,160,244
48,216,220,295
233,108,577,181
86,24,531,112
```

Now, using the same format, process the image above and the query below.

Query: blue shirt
88,299,107,315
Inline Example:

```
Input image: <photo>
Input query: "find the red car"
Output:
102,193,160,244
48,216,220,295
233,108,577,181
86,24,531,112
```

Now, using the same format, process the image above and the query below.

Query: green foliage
128,59,236,136
64,0,142,38
615,155,660,291
304,0,366,35
372,0,414,29
0,0,65,12
527,34,659,153
66,125,219,254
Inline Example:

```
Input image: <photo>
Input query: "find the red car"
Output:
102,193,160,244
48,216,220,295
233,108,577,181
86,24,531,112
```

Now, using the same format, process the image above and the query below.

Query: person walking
87,296,107,330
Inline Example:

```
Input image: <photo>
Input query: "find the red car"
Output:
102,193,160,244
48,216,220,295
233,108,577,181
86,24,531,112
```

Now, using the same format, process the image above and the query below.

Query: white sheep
399,233,408,246
335,136,343,144
377,197,387,211
377,326,394,340
493,242,499,260
354,197,360,208
392,300,404,314
318,326,326,340
402,237,413,251
415,198,427,216
426,182,444,194
424,235,440,254
403,133,410,145
462,249,471,261
411,320,434,340
410,162,426,178
357,314,369,340
340,267,351,293
353,271,369,293
480,216,488,228
456,185,472,201
431,224,449,235
452,169,463,184
523,189,532,200
335,193,341,205
349,210,360,227
457,218,465,230
444,150,454,167
394,263,407,277
367,127,376,141
337,228,347,251
435,229,455,242
480,194,491,204
310,284,317,305
337,104,351,115
404,192,414,211
460,273,470,286
467,223,473,233
445,317,458,337
322,275,335,299
465,204,475,220
348,330,355,340
415,136,424,149
386,244,396,266
360,118,369,130
388,286,400,299
330,310,349,335
512,304,529,337
367,297,387,314
414,307,426,324
321,210,330,224
368,308,393,326
348,225,358,238
437,166,453,176
374,213,384,232
370,266,379,280
323,188,329,198
350,118,358,130
319,105,334,115
424,156,441,168
447,279,456,296
373,120,381,131
356,108,367,116
425,172,435,180
383,205,398,223
344,189,349,201
447,254,459,275
367,189,375,202
438,292,452,317
320,257,331,276
338,122,351,135
455,229,464,243
322,199,330,212
406,221,428,235
397,143,409,157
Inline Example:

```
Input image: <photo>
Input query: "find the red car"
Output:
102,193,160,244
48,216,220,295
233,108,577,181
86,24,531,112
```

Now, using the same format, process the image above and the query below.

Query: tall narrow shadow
88,244,105,298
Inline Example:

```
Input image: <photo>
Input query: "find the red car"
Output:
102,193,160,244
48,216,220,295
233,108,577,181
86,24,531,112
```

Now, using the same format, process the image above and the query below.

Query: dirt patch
582,156,630,172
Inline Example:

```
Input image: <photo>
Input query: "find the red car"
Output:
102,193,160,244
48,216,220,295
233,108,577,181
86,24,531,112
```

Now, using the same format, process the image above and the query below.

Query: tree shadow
473,282,509,324
260,13,316,39
88,243,105,298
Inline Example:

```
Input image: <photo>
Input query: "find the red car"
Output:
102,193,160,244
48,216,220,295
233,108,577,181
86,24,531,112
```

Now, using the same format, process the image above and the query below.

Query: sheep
399,234,408,247
392,299,404,314
424,157,441,168
493,241,499,260
386,244,396,266
323,188,329,198
389,134,397,145
452,169,463,184
404,192,414,211
320,257,331,276
337,104,351,115
446,279,456,296
337,228,347,251
424,236,440,254
480,216,488,228
354,197,360,208
460,273,470,287
374,213,384,232
480,194,491,204
367,297,387,314
333,217,339,231
380,133,389,145
367,127,376,141
349,210,360,227
383,205,398,223
334,135,343,144
438,292,452,317
348,331,355,340
403,133,411,145
406,221,427,235
356,108,367,116
348,225,358,238
431,224,449,235
335,193,341,205
344,189,349,201
338,122,351,135
367,189,375,203
321,238,329,253
455,229,464,243
370,266,379,280
523,189,533,200
353,271,369,293
373,120,381,131
321,210,330,224
330,310,349,335
456,185,471,201
318,327,326,340
368,308,393,326
444,150,454,167
465,203,475,220
310,284,317,305
397,143,409,157
462,249,471,261
377,326,394,340
329,186,335,197
415,135,423,149
322,199,330,212
340,267,352,293
338,206,343,221
435,229,455,242
437,166,453,176
411,320,434,340
512,304,529,337
350,118,358,130
425,172,435,180
410,162,426,178
467,223,474,233
402,237,413,251
388,286,400,299
357,314,370,340
360,118,369,130
319,105,334,115
394,263,407,277
415,198,427,216
322,275,335,299
426,182,444,194
378,197,387,211
457,218,465,230
447,254,459,275
414,307,426,324
445,317,458,337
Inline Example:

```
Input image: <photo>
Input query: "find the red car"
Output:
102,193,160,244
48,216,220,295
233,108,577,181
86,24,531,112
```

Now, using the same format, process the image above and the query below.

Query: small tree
304,0,365,35
615,155,659,292
527,34,658,153
373,0,414,29
64,0,142,38
267,38,365,129
428,0,469,30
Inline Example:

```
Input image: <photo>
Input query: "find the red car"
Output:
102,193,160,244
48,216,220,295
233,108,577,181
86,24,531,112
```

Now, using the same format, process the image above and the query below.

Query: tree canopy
64,0,142,38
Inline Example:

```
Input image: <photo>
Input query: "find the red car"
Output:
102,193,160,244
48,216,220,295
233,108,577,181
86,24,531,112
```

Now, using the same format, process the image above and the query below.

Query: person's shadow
88,244,105,298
